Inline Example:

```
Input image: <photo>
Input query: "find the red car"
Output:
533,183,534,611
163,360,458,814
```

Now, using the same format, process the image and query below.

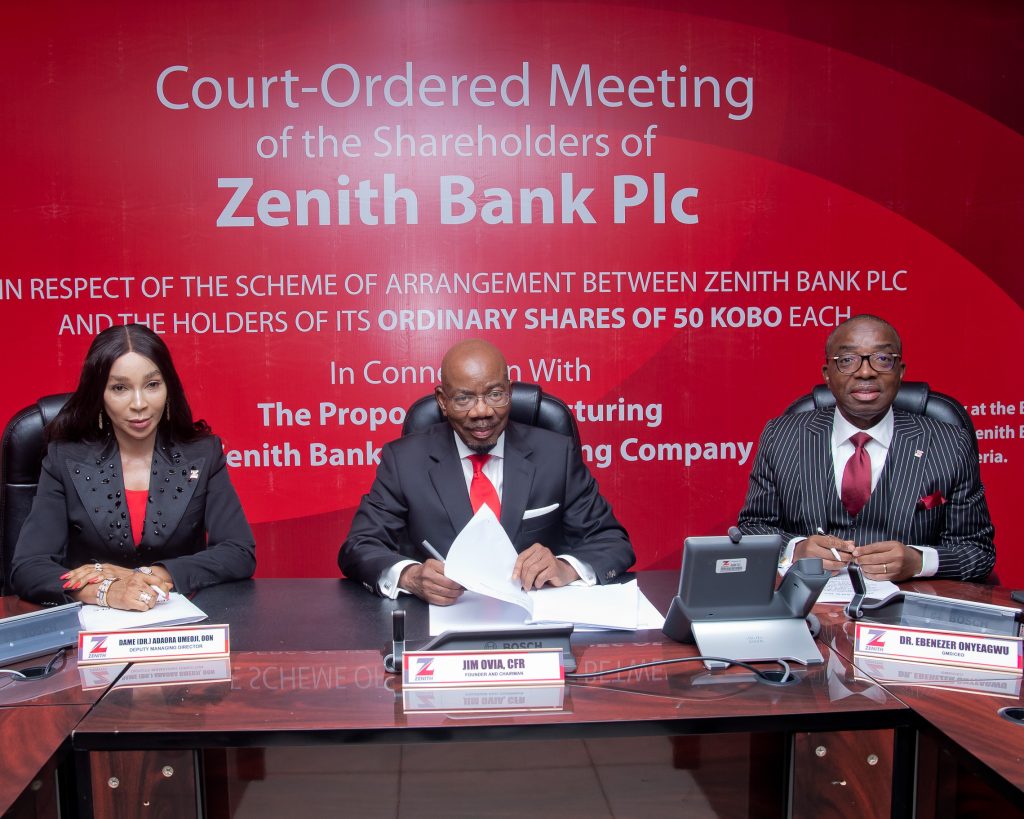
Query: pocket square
917,490,947,510
523,503,559,520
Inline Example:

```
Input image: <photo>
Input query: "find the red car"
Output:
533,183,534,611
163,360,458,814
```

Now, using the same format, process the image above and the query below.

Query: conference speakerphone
663,530,831,667
382,611,575,673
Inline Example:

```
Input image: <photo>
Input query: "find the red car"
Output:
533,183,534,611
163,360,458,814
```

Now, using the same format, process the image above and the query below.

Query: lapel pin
914,449,924,458
189,467,200,481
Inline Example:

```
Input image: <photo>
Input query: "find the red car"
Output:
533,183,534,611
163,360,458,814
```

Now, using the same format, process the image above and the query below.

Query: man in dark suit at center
339,339,634,604
738,314,995,582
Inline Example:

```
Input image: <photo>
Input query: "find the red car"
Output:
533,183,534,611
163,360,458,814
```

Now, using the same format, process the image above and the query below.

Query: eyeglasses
830,353,901,374
444,389,512,412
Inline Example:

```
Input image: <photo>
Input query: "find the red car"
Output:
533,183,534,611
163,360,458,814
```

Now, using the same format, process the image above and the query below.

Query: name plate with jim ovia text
854,622,1022,674
78,624,230,664
402,648,564,687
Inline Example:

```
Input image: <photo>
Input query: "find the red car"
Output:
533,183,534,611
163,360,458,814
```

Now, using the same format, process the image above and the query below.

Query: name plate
403,685,566,713
402,648,564,687
78,624,230,664
854,622,1023,674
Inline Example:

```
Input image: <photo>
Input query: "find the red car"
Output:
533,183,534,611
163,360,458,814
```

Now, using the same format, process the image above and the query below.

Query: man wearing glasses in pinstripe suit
738,315,995,583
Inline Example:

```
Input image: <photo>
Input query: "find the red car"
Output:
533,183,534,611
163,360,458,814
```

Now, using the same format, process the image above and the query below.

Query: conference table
0,596,127,819
2,573,1022,817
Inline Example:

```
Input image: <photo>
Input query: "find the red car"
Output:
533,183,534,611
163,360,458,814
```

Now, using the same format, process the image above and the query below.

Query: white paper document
78,592,208,632
815,572,899,604
430,507,663,635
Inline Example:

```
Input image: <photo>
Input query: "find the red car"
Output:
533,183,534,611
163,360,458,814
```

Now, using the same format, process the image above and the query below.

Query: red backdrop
2,0,1022,583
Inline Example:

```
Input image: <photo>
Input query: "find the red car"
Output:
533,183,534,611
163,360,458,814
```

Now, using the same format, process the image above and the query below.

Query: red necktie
841,432,872,517
468,454,501,518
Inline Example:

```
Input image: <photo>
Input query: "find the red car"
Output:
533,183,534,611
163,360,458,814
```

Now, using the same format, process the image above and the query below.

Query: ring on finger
883,563,888,574
140,591,153,603
93,562,103,572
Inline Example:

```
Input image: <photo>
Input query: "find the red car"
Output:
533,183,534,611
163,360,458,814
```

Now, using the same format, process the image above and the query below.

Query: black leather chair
0,394,70,594
784,381,977,454
402,381,580,447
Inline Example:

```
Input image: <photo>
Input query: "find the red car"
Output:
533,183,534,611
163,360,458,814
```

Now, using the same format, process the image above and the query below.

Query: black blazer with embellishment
11,433,255,605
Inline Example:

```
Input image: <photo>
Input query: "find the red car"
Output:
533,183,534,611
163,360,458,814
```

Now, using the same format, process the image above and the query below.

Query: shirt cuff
778,537,804,573
557,555,596,586
378,560,419,598
909,545,938,578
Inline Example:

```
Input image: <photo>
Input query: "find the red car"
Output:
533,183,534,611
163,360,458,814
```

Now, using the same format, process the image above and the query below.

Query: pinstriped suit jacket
737,408,995,581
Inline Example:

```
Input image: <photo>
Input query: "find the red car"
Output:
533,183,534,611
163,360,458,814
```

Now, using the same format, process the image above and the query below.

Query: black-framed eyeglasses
444,388,512,412
830,353,901,374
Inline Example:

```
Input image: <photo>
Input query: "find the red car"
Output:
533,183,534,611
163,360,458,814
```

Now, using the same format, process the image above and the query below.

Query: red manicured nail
62,581,71,589
60,572,70,580
89,577,102,584
73,581,83,590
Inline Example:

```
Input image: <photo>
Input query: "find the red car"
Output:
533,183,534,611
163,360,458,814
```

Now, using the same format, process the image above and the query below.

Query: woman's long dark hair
47,324,210,443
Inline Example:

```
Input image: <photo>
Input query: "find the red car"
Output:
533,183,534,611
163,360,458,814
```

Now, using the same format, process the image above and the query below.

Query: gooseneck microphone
383,610,405,673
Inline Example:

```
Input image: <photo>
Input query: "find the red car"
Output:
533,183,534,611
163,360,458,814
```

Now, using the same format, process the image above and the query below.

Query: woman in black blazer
11,324,255,609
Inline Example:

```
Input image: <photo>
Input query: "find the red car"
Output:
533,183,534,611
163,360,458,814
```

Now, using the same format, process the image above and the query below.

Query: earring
166,403,171,421
98,412,104,431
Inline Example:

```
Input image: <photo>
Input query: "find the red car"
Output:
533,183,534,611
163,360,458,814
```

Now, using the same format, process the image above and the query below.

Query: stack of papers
78,593,208,632
429,507,664,635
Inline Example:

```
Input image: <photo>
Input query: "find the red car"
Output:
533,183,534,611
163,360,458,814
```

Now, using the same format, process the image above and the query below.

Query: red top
126,490,147,547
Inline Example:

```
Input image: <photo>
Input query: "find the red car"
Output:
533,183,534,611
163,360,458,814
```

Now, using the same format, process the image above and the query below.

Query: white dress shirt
781,407,938,576
378,431,596,597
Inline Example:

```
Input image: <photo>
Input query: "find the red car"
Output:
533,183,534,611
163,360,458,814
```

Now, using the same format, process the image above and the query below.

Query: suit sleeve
338,442,414,590
554,440,635,584
10,445,76,605
931,427,995,581
737,420,802,544
157,439,256,594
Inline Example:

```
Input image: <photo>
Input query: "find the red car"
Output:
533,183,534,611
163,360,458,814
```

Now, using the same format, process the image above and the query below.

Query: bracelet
96,578,118,607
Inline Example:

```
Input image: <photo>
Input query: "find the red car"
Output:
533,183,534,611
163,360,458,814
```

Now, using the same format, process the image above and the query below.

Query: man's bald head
440,339,508,389
435,339,512,452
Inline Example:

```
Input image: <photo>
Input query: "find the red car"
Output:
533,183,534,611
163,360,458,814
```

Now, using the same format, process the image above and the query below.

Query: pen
816,527,843,564
420,540,445,563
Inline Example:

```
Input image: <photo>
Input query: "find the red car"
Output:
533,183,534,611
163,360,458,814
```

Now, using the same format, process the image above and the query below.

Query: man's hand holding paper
444,506,533,608
399,560,464,606
512,543,580,590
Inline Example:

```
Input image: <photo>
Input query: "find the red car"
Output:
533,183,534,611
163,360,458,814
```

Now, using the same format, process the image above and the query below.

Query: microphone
383,610,405,673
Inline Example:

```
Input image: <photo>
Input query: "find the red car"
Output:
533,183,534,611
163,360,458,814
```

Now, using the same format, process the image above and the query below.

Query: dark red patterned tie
468,454,501,518
841,432,872,517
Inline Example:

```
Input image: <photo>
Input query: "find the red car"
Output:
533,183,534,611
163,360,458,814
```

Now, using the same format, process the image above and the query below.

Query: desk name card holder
402,648,565,688
844,564,1024,638
0,602,81,665
77,624,230,664
663,531,831,668
853,621,1023,674
403,683,566,713
384,610,575,672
